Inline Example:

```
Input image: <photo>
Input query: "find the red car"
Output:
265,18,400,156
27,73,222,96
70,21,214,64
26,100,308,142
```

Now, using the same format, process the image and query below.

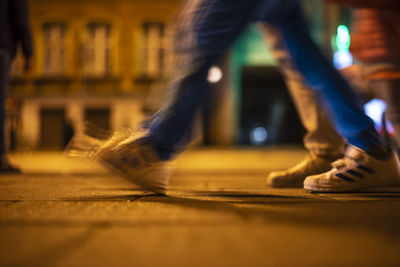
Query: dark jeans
148,0,381,160
0,49,11,156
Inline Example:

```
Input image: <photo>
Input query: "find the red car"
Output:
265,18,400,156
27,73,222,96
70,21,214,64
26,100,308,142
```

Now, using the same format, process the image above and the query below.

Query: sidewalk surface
1,146,400,267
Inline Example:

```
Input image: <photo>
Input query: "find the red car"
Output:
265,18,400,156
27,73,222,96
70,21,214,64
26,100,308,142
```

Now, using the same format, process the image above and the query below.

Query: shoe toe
304,172,349,191
304,173,330,187
267,171,292,187
267,171,305,188
267,171,286,183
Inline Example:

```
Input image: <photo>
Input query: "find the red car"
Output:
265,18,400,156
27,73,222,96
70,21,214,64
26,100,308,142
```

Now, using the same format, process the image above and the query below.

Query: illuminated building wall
9,0,180,149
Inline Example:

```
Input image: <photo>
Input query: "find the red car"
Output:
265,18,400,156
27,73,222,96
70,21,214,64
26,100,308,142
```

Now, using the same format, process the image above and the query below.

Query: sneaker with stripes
95,134,170,195
66,127,170,195
304,145,400,192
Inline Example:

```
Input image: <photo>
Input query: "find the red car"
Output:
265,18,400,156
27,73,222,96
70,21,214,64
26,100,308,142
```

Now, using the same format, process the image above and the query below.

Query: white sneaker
267,153,337,188
304,145,400,192
95,134,170,195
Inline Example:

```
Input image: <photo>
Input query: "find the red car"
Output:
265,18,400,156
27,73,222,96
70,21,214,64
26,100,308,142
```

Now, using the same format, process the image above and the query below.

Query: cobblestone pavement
1,148,400,267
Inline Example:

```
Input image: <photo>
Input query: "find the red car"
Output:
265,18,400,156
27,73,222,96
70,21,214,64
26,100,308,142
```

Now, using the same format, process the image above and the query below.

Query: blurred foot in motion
95,132,170,195
66,127,169,194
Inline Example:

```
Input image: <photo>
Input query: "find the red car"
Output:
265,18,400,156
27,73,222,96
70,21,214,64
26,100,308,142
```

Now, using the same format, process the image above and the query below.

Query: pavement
1,146,400,267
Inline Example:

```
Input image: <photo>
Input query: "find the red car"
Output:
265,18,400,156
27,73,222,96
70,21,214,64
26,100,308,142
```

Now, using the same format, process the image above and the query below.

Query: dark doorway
84,108,110,133
40,108,66,150
239,66,305,145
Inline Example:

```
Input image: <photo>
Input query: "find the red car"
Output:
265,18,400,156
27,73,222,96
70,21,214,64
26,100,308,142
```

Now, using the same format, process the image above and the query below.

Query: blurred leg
260,24,345,158
274,6,385,155
148,0,298,160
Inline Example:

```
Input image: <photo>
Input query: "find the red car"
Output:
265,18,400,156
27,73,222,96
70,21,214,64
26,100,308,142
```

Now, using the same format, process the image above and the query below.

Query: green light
336,25,350,52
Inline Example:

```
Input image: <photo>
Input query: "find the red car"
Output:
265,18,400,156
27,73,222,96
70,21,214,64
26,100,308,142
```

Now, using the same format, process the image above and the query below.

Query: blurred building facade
9,0,179,149
8,0,344,150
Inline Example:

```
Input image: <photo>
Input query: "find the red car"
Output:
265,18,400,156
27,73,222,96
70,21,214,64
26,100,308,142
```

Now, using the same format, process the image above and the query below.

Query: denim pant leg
260,24,345,157
0,50,12,156
274,6,383,152
148,0,267,160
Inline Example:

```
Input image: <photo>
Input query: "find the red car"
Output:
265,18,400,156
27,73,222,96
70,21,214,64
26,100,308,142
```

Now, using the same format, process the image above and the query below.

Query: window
42,23,67,76
84,108,110,133
83,23,112,77
141,22,166,77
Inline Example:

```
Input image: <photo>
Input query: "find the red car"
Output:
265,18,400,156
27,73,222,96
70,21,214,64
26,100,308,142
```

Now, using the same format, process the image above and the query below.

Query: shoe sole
304,180,400,193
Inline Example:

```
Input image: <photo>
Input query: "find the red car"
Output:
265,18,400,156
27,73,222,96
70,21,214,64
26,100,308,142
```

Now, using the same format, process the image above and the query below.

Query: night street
1,0,400,266
1,147,400,267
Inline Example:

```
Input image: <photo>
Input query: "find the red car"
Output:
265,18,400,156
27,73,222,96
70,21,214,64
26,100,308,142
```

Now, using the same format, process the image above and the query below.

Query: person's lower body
268,7,399,191
260,24,346,187
0,49,20,174
96,0,399,193
95,0,300,193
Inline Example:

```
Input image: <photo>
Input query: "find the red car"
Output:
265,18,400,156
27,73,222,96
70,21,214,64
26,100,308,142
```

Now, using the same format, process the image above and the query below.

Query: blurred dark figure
0,0,33,173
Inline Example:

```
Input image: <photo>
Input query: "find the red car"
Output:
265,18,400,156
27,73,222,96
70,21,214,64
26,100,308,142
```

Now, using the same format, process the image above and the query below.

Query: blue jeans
260,24,346,157
148,0,381,160
0,49,12,156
